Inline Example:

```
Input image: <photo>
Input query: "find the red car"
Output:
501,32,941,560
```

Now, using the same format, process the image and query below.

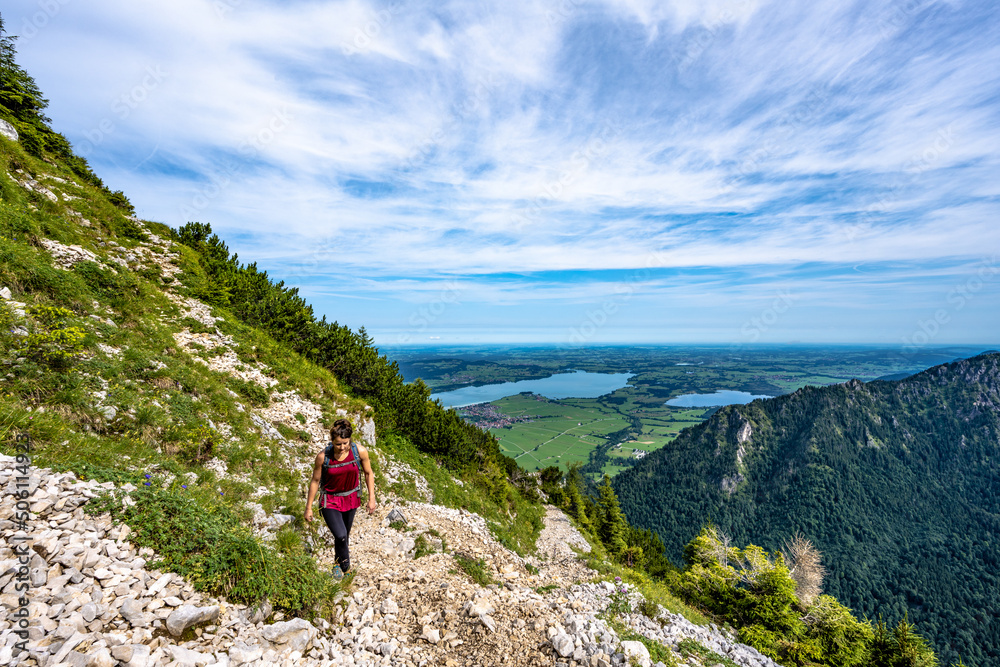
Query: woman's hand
367,497,378,515
305,508,314,522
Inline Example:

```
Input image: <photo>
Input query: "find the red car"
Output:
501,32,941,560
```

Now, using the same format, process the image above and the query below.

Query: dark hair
330,419,353,441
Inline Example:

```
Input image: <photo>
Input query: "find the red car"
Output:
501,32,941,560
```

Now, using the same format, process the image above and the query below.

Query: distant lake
432,370,634,408
666,390,773,407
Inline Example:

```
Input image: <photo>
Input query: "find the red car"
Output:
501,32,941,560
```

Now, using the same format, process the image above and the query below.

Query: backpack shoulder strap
351,441,364,496
320,443,333,503
322,443,334,476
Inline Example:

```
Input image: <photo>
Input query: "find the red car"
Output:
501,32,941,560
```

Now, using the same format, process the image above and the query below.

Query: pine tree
564,463,593,534
596,475,628,560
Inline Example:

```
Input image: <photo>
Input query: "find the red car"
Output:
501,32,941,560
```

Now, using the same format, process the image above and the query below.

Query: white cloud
5,0,999,340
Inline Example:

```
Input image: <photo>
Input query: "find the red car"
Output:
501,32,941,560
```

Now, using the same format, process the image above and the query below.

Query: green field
397,344,989,480
487,394,631,470
486,391,713,478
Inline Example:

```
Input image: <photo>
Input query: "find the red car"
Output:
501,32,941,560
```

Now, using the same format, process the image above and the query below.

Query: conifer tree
596,474,628,560
563,463,593,534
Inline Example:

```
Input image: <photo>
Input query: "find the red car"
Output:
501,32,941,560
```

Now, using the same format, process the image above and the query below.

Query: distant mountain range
613,352,1000,666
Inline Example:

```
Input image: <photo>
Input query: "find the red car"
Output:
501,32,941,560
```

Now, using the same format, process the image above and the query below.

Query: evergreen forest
613,353,1000,665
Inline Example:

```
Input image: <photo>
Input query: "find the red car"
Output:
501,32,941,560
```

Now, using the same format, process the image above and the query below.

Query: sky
5,0,1000,350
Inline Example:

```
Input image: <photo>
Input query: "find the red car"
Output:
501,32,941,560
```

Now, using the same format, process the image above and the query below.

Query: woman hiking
305,419,377,578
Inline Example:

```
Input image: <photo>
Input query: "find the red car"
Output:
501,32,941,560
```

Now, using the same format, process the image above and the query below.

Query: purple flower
145,474,151,479
144,482,151,486
614,576,621,582
182,485,187,489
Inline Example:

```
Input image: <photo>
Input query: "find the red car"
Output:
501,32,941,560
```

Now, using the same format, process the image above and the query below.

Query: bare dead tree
783,533,826,607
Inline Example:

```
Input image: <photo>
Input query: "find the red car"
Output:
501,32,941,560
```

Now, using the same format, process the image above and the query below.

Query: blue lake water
666,390,773,407
432,370,634,408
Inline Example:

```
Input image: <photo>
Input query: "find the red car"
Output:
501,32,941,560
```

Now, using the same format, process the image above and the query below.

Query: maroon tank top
321,446,361,511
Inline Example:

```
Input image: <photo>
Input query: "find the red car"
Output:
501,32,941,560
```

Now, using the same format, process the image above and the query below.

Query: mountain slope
614,352,1000,666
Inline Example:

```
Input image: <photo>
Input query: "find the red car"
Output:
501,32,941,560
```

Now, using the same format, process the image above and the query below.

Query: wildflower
145,474,151,479
181,485,187,489
144,482,151,486
614,576,621,582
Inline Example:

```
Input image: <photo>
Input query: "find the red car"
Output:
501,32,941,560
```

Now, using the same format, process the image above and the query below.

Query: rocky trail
0,457,780,667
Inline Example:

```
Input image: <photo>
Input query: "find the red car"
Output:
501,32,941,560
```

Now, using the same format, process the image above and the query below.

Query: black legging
321,507,357,571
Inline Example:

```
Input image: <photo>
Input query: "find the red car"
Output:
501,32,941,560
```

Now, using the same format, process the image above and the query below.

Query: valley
394,344,988,478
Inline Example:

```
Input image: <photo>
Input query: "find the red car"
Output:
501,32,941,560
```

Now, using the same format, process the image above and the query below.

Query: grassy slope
0,133,543,607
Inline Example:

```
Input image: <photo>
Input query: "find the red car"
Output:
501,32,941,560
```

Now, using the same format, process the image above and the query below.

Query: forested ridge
613,352,1000,666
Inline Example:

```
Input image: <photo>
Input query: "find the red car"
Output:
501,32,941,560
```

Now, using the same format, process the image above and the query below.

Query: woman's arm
359,446,377,514
305,451,324,522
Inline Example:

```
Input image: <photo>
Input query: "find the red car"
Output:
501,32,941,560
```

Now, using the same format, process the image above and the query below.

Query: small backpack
320,441,363,507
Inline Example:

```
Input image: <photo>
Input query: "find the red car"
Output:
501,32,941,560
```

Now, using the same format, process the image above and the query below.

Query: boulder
480,615,497,632
165,604,220,636
166,644,213,666
420,626,440,644
85,647,116,667
0,120,16,142
242,599,272,624
260,617,317,653
121,644,150,667
228,642,264,665
620,640,651,667
552,634,575,658
118,598,147,627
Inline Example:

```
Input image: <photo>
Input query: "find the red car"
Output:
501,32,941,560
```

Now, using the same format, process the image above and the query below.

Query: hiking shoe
330,565,343,581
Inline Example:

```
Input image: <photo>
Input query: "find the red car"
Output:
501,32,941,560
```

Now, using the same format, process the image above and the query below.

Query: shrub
227,377,270,406
85,485,330,613
20,304,85,368
179,424,222,463
452,552,495,586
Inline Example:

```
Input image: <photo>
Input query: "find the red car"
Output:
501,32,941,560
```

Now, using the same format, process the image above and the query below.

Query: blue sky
6,0,1000,348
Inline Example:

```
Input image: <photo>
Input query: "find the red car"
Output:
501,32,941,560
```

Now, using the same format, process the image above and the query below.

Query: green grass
488,394,632,471
85,485,334,614
452,553,497,587
378,432,544,555
677,638,739,667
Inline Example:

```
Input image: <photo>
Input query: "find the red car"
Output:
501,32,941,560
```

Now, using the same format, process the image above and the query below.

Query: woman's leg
321,508,358,571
